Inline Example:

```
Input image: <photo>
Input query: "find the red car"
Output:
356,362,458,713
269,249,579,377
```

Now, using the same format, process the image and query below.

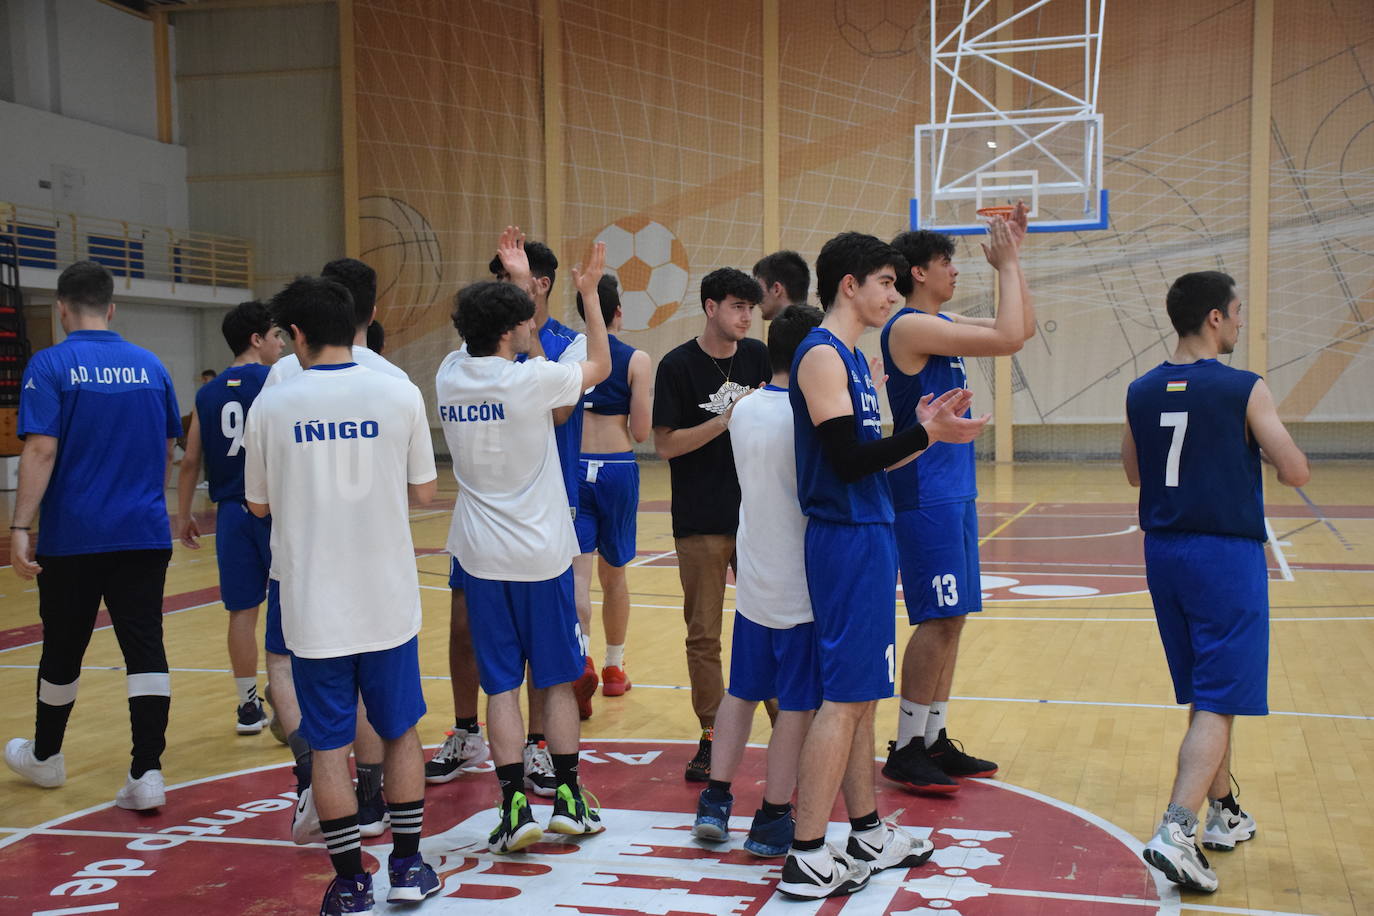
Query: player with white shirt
691,304,824,858
244,275,440,914
436,228,611,855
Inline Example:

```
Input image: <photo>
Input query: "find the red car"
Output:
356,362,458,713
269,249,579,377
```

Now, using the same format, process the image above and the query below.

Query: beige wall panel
174,6,339,76
179,74,342,177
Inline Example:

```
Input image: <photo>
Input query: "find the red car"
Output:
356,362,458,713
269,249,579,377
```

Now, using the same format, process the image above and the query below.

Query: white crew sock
604,643,625,669
897,699,930,750
235,677,258,705
925,701,947,745
579,631,591,656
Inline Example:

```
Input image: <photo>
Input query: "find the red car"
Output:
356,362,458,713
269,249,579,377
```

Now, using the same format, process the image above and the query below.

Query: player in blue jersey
176,301,285,735
572,275,651,698
879,209,1031,792
1123,271,1309,894
6,261,182,812
778,233,989,900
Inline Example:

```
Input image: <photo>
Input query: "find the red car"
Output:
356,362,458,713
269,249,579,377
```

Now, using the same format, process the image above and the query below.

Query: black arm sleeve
815,415,930,483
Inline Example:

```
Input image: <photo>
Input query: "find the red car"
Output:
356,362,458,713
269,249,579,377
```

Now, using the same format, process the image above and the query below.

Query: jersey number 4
1159,411,1188,488
221,402,245,457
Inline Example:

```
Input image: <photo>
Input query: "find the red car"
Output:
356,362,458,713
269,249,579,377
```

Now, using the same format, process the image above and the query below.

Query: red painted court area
1,740,1162,914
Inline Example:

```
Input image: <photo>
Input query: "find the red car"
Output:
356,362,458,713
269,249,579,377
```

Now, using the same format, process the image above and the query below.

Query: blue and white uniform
1127,358,1268,716
790,327,897,703
575,333,639,567
519,317,587,515
195,363,273,613
881,308,981,623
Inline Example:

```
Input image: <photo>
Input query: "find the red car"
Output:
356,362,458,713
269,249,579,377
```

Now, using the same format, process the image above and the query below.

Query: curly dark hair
699,267,763,310
453,281,536,357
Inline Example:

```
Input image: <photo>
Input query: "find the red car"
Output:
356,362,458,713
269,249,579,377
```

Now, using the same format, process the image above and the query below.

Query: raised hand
980,213,1018,270
1008,200,1029,249
496,225,535,296
571,240,607,299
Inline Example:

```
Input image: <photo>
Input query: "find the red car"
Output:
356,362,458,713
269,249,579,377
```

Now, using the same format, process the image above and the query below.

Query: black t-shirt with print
652,337,771,537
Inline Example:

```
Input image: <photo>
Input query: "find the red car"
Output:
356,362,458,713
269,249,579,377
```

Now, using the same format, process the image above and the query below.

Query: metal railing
0,202,253,292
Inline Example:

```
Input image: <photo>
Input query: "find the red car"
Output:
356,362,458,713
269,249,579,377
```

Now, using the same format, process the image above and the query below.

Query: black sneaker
235,698,268,735
356,787,389,838
489,791,543,854
926,729,998,778
684,728,712,782
881,739,959,794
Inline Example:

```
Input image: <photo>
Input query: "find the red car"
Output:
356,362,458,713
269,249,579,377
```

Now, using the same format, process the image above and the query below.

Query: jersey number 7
1160,411,1188,488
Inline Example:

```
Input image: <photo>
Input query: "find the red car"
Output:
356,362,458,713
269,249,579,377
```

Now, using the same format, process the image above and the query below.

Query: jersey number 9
221,401,245,457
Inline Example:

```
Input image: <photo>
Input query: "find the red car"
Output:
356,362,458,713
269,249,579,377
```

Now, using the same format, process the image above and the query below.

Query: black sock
849,810,881,832
34,701,75,760
705,779,732,800
388,799,423,858
286,729,311,765
293,750,313,791
792,836,825,852
320,814,363,878
496,763,524,806
455,716,479,734
762,799,791,818
552,752,580,795
526,732,545,746
1216,792,1241,815
355,762,383,801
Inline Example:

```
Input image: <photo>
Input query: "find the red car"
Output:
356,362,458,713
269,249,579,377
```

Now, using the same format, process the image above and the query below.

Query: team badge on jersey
697,380,750,415
1166,380,1187,392
226,379,241,387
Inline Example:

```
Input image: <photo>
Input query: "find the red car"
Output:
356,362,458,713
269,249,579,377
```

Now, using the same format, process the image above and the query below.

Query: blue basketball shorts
574,453,639,567
290,636,427,750
803,518,898,703
215,500,272,612
727,613,821,711
449,555,467,591
464,567,583,695
264,580,288,656
895,499,982,624
1144,531,1269,716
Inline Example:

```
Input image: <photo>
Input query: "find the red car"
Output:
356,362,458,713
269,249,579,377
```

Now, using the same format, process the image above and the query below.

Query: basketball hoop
976,205,1018,220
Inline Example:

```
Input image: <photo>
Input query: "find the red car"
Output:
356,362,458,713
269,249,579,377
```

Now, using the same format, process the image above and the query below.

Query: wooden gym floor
0,460,1370,915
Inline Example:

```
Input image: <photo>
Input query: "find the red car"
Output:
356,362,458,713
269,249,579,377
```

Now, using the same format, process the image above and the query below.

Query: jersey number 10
1160,411,1188,488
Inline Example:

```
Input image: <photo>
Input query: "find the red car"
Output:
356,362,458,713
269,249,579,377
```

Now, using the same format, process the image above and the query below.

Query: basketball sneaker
355,787,389,838
574,656,599,720
385,852,441,902
114,769,166,811
425,727,490,784
743,805,794,858
4,738,65,788
601,665,632,697
489,792,543,854
319,872,373,915
548,784,605,836
881,739,959,794
523,740,557,797
776,844,871,899
236,698,268,735
691,788,732,841
292,784,324,845
925,729,998,778
1202,800,1256,851
846,817,935,873
685,727,712,782
1142,819,1218,892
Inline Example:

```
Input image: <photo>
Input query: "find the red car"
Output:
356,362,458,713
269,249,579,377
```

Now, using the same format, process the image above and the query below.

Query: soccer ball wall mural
595,217,690,331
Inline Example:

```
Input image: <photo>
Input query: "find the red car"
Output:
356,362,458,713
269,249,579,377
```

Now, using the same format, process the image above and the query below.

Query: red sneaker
573,656,598,720
601,665,632,697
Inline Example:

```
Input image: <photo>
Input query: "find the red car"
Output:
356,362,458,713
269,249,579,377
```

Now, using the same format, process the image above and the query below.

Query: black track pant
34,549,172,777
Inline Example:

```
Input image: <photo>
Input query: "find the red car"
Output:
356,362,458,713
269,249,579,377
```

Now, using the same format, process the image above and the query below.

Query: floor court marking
978,500,1037,545
1294,487,1355,551
1265,518,1295,582
990,524,1139,540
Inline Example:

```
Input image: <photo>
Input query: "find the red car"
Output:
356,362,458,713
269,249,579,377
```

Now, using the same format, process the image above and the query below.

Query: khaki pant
674,534,735,729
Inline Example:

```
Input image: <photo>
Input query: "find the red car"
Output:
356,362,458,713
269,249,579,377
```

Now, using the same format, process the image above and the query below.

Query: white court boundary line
1265,517,1295,582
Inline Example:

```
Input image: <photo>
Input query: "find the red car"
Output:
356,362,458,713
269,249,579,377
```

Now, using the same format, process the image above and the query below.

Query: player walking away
653,268,770,781
780,233,989,900
176,301,284,735
438,229,611,855
244,276,440,914
753,250,811,319
880,208,1031,793
5,261,181,811
692,304,823,857
265,257,401,840
1123,271,1309,894
572,275,651,697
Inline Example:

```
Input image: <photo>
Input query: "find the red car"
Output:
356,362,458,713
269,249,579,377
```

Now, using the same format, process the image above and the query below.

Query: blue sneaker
743,805,794,857
319,873,373,915
386,853,441,902
691,788,732,841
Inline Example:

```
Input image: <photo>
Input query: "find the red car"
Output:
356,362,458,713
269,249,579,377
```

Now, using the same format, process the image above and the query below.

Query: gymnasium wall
349,0,1374,455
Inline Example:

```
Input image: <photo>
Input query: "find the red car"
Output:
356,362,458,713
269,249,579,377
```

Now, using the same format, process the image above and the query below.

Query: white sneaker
846,818,935,872
776,844,871,899
114,770,166,810
292,784,324,844
1202,800,1256,851
523,741,557,798
4,738,65,788
1143,820,1218,893
424,728,490,784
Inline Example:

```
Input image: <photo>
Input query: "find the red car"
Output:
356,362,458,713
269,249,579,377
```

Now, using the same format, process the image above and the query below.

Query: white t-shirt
728,385,812,628
265,345,409,388
436,350,584,581
243,364,437,658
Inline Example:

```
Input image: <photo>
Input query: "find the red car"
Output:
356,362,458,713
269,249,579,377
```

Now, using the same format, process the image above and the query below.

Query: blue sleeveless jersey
880,309,976,511
1126,359,1264,541
790,327,893,524
196,363,271,503
518,317,584,505
584,334,635,416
